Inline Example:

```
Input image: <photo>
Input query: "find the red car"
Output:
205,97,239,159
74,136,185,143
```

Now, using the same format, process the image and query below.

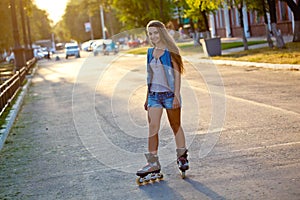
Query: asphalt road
0,51,299,200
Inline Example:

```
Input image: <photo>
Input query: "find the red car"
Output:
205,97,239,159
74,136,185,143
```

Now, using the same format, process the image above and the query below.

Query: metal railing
0,58,36,116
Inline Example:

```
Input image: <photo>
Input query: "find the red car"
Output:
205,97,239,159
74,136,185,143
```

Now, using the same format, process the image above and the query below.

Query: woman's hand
173,96,180,109
144,100,148,111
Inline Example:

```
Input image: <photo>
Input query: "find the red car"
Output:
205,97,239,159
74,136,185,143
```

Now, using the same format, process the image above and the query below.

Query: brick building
210,1,294,38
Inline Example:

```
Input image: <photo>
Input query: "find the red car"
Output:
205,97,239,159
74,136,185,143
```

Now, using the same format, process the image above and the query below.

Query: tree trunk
293,20,300,42
268,0,286,48
280,0,300,42
262,0,274,48
238,4,248,50
265,25,274,48
200,9,211,39
271,23,286,48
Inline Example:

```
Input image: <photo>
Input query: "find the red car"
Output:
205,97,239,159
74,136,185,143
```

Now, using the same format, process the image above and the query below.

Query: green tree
110,0,175,29
280,0,300,42
28,4,52,41
243,0,274,47
81,0,121,39
53,18,71,43
185,0,253,49
185,0,222,38
57,0,120,42
267,0,286,48
0,0,13,51
228,0,249,50
62,2,90,42
0,0,52,52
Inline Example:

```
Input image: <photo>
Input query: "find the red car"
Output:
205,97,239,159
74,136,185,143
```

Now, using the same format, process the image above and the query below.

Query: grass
213,42,300,64
0,63,14,68
221,40,267,50
123,40,266,55
0,89,21,129
124,46,149,55
123,40,300,65
0,78,27,129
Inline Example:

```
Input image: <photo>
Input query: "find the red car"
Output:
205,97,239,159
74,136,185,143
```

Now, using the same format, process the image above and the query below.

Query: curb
184,56,300,71
0,64,39,150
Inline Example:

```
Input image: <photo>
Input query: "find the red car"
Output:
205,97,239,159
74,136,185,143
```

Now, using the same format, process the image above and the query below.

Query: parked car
65,43,80,59
93,40,118,56
81,40,94,51
55,43,64,51
34,48,44,60
0,51,7,63
40,47,49,58
6,52,15,63
127,39,141,48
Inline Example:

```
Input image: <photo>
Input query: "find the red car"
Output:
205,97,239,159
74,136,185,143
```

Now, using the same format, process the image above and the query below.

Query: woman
136,20,189,182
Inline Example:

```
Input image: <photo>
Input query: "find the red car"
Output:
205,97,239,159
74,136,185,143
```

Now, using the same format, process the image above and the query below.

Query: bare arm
172,60,181,109
144,90,149,111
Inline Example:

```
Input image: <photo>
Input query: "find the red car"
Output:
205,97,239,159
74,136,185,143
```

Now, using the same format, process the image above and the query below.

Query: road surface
0,51,299,199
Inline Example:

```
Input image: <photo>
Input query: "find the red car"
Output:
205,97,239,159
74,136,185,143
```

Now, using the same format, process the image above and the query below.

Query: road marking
190,128,225,135
192,86,300,116
230,141,300,153
226,94,300,116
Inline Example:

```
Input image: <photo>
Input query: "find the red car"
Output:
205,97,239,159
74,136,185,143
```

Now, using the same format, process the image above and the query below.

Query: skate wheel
144,174,151,183
144,178,150,183
180,171,186,179
136,177,144,186
150,173,157,181
158,173,164,180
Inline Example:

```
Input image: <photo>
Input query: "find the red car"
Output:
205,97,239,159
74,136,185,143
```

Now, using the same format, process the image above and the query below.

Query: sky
35,0,69,24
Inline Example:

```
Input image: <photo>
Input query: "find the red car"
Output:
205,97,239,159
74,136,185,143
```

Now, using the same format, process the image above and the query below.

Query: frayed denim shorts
147,91,177,109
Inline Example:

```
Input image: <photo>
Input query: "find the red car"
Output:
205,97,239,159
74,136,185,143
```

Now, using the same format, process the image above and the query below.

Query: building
210,1,293,38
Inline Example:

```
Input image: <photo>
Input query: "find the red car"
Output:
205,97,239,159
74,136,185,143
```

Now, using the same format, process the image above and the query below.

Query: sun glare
35,0,68,24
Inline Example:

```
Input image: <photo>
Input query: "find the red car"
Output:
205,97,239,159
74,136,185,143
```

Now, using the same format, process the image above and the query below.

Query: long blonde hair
146,20,184,74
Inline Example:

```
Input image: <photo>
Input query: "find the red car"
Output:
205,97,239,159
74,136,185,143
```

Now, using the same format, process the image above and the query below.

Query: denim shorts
147,91,177,109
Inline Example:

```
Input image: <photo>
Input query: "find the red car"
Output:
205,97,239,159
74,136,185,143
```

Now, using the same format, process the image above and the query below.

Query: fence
0,58,36,116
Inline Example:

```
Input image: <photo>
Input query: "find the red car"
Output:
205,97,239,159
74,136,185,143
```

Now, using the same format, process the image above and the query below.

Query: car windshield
66,46,78,49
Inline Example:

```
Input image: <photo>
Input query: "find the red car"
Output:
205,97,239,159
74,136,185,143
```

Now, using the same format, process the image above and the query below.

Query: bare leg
147,107,163,154
166,108,186,149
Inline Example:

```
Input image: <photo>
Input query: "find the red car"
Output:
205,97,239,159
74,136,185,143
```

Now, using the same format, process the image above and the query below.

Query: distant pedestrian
179,27,184,41
47,48,51,60
103,42,107,55
136,20,189,184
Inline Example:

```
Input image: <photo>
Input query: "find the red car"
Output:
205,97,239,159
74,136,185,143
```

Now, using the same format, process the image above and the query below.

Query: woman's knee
149,122,160,133
170,121,181,133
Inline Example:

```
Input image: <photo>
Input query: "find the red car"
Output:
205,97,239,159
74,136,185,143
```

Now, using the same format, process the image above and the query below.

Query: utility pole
89,15,94,40
10,0,25,71
26,12,34,59
100,5,106,39
51,33,56,53
19,0,30,61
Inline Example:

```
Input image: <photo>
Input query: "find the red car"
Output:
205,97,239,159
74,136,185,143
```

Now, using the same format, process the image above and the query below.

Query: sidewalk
187,35,300,70
221,35,293,53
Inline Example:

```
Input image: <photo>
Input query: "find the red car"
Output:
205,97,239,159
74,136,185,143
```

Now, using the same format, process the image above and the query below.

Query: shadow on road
184,178,226,200
138,177,226,200
138,180,186,199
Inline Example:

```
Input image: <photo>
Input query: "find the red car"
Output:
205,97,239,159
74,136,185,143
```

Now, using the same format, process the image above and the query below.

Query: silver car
65,43,80,59
93,40,118,56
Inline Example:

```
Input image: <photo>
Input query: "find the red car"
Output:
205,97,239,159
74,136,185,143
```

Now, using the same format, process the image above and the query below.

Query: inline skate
177,148,189,178
136,153,163,185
